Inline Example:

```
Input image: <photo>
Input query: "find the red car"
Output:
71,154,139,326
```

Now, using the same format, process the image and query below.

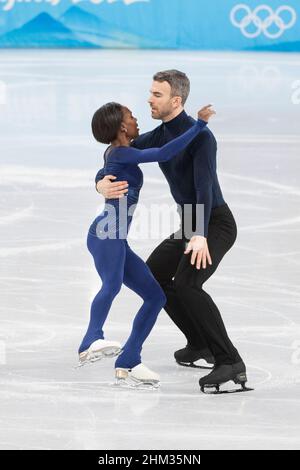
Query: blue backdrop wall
0,0,299,50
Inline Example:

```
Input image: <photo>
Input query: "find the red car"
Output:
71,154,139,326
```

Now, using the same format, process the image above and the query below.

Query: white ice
0,50,300,450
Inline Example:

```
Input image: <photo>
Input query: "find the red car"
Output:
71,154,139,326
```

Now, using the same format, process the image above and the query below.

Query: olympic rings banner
0,0,299,50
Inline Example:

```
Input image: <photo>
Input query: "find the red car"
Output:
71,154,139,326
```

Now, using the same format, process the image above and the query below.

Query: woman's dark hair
91,102,124,144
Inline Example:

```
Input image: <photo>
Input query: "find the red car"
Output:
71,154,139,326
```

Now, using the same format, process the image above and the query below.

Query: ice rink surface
0,50,299,450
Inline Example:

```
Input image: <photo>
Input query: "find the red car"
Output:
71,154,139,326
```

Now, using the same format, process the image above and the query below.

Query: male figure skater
95,70,252,393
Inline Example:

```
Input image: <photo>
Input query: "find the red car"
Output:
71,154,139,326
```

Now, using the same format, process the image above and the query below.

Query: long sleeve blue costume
79,119,207,369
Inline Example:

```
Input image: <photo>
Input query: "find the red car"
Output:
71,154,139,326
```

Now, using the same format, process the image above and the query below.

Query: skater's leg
115,242,166,369
174,205,242,365
78,235,125,354
146,233,209,351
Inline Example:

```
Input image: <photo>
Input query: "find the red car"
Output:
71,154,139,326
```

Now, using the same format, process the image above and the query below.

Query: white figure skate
76,339,122,368
114,363,160,390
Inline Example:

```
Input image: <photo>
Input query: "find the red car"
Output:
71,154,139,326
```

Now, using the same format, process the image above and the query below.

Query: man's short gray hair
153,70,190,105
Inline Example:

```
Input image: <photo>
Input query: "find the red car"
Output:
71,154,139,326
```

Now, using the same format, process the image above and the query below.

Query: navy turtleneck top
95,110,225,238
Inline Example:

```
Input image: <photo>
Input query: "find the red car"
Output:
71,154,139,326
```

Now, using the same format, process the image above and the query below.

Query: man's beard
151,107,173,120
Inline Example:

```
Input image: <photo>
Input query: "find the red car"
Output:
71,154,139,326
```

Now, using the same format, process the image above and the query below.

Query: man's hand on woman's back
96,175,129,199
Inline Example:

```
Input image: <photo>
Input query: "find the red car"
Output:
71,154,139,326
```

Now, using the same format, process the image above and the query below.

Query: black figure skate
174,345,215,370
199,361,254,394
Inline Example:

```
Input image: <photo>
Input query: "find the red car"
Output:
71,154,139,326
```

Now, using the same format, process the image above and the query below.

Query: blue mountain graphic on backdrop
0,12,96,47
0,6,162,48
59,5,159,48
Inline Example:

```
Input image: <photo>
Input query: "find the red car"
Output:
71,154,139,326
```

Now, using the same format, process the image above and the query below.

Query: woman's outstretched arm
110,105,216,165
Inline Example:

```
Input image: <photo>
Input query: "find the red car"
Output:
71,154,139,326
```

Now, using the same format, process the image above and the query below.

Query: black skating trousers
146,203,242,365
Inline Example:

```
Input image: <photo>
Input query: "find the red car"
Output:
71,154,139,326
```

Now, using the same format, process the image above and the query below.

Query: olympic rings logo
230,4,297,39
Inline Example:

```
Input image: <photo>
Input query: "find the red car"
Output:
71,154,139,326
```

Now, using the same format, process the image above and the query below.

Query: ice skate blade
200,382,254,395
74,347,122,370
114,377,160,391
176,360,214,370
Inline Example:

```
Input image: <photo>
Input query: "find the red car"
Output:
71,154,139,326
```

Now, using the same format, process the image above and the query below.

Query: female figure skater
78,102,215,388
